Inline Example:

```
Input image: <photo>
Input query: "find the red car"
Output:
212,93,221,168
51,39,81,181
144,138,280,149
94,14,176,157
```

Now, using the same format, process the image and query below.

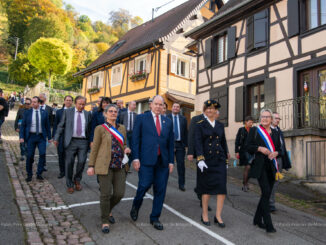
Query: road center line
125,181,235,245
40,197,150,211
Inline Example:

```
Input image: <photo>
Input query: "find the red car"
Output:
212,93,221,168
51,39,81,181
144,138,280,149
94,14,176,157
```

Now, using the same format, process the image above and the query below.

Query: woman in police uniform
194,100,229,228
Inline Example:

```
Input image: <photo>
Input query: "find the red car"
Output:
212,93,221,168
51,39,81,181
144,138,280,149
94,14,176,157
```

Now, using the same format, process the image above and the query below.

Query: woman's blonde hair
259,108,273,122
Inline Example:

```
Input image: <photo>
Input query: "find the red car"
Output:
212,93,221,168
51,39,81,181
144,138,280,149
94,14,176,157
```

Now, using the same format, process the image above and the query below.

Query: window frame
176,56,190,78
246,82,265,121
135,54,147,74
111,64,123,87
305,0,326,31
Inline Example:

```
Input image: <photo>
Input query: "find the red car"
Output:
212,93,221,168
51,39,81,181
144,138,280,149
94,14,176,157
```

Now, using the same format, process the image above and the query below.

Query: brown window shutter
253,9,269,48
235,86,244,122
246,16,254,51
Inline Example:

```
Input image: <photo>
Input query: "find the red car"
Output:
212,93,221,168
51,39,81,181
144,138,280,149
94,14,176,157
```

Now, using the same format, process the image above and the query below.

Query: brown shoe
67,187,74,194
75,181,82,191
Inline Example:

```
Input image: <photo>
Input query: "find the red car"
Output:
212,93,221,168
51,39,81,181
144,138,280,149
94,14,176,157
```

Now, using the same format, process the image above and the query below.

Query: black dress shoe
214,216,225,228
130,206,139,221
266,227,277,233
270,206,277,213
25,176,32,182
253,221,266,229
101,225,110,234
108,215,115,224
57,173,65,179
201,216,211,226
43,168,47,172
150,220,163,230
179,186,186,192
36,175,44,181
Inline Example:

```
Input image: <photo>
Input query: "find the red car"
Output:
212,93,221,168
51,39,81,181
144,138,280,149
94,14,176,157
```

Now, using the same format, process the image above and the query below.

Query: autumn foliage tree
28,38,73,88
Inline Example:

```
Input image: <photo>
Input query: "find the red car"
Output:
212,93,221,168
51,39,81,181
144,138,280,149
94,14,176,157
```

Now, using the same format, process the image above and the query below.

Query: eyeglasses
261,116,271,119
25,103,31,105
274,117,281,120
108,110,118,113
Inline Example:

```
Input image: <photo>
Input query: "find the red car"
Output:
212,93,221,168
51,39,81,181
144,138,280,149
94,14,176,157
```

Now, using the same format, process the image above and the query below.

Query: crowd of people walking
0,87,292,234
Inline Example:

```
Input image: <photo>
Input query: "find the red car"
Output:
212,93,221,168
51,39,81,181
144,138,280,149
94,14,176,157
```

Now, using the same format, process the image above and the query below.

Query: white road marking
126,181,235,245
40,197,150,211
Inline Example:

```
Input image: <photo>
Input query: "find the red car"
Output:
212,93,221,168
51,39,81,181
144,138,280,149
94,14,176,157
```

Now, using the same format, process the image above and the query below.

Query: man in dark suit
52,95,73,179
270,112,292,212
119,101,137,147
130,95,174,230
53,96,92,194
19,96,52,182
167,102,188,191
0,88,9,143
39,93,53,126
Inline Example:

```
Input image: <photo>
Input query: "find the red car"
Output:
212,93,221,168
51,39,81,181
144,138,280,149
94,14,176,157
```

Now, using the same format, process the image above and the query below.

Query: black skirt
196,158,227,195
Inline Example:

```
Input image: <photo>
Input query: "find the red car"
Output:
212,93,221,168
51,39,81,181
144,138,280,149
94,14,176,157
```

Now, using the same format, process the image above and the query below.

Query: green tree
49,0,63,8
8,53,44,86
28,37,73,88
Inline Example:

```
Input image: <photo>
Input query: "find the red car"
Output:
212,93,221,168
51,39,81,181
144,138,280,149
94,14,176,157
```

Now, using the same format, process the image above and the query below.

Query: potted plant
130,70,147,82
87,87,100,94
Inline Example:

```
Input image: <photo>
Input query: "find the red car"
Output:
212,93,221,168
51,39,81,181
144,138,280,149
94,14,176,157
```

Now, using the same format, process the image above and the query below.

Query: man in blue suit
52,95,73,179
19,96,52,182
130,95,174,230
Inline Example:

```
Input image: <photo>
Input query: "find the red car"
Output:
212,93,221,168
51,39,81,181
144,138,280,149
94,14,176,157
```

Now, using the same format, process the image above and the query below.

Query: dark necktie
36,110,39,135
76,111,82,136
130,112,133,131
174,115,179,140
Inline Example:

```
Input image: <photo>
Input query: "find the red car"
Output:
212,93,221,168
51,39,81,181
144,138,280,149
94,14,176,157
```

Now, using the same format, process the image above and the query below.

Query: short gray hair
39,93,47,99
152,95,164,103
103,104,118,114
259,108,273,122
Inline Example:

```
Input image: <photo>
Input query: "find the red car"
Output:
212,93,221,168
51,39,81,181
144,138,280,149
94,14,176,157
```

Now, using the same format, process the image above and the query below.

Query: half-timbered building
185,0,326,180
76,0,223,122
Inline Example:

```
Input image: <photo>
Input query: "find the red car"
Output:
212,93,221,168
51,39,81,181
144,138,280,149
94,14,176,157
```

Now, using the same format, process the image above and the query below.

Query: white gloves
122,154,129,165
197,160,208,172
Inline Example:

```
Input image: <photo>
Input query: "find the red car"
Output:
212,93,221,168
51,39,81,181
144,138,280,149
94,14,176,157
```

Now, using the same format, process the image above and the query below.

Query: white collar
75,108,83,113
151,111,160,118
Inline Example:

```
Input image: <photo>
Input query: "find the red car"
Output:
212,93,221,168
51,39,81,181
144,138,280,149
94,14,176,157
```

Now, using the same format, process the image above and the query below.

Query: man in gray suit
119,101,137,166
53,96,92,194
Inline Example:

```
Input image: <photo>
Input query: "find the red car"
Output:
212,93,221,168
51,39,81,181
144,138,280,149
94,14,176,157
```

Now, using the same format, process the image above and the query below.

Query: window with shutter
98,71,104,88
204,38,212,68
305,0,326,30
129,59,135,76
146,53,152,74
246,9,269,52
111,64,122,86
235,86,244,122
176,57,190,78
87,76,92,88
288,0,300,37
247,82,265,120
212,34,228,65
135,55,147,73
227,26,236,59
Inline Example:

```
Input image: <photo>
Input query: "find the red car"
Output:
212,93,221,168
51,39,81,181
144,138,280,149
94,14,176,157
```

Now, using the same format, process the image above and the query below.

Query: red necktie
156,115,161,155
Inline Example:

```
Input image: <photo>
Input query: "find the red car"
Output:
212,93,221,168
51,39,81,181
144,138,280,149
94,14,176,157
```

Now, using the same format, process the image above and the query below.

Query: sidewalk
0,111,95,245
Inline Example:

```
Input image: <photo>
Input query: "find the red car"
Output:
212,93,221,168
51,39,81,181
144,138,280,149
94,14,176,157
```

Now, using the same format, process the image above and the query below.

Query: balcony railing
264,96,326,131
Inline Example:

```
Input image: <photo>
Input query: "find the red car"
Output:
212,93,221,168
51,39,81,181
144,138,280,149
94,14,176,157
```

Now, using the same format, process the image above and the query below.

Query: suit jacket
119,110,137,132
53,107,92,148
52,108,65,149
275,126,292,170
167,113,188,148
14,107,27,130
40,104,53,126
132,112,174,167
246,126,282,179
88,124,127,175
19,108,51,141
187,114,205,156
90,110,105,142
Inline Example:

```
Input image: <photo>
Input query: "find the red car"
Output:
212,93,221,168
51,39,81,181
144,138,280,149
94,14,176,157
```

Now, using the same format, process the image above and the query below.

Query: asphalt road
35,144,326,245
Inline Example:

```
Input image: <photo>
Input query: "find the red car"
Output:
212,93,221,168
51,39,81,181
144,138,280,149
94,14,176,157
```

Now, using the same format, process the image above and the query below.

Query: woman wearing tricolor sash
87,104,131,234
246,109,282,233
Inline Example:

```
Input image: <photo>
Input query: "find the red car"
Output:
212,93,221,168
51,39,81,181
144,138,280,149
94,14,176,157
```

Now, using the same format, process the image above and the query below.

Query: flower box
130,71,147,82
87,87,100,94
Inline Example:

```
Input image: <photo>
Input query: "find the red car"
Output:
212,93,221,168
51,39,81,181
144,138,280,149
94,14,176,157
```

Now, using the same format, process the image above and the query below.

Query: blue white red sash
257,125,280,174
102,123,124,146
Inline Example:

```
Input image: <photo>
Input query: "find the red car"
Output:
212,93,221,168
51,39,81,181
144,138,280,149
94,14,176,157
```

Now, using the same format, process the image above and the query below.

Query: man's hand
87,167,95,176
133,160,140,172
124,147,131,154
90,142,93,148
16,129,19,132
187,155,194,161
53,141,59,147
48,139,53,144
19,138,24,143
169,163,174,174
268,151,278,160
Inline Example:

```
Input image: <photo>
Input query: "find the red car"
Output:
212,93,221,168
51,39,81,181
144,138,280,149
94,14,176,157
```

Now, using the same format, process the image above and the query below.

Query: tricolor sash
102,123,124,147
257,125,283,180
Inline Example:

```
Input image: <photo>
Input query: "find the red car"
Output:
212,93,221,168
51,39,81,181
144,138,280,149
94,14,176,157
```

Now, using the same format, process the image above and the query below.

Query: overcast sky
63,0,190,24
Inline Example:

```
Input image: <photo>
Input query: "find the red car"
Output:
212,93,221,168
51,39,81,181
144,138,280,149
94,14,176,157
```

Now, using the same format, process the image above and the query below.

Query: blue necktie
36,110,40,135
174,115,179,141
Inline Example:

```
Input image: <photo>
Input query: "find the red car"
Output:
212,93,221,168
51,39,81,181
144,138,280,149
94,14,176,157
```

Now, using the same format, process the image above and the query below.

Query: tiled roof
77,0,207,76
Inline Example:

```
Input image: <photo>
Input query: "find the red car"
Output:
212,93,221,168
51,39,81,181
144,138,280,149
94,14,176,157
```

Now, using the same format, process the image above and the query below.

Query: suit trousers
65,138,88,188
132,156,169,221
98,168,126,224
254,165,275,230
126,131,133,166
57,139,65,175
26,133,46,177
175,141,186,188
269,157,283,208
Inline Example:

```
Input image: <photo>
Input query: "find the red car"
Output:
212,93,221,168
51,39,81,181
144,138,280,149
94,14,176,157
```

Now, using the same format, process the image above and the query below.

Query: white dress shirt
73,109,86,138
151,111,162,129
30,108,42,133
206,118,216,128
127,109,134,131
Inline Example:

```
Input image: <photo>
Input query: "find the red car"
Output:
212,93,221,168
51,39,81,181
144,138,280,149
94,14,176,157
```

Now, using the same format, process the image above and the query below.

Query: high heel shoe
201,216,211,226
253,220,266,229
214,216,225,228
101,225,110,234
